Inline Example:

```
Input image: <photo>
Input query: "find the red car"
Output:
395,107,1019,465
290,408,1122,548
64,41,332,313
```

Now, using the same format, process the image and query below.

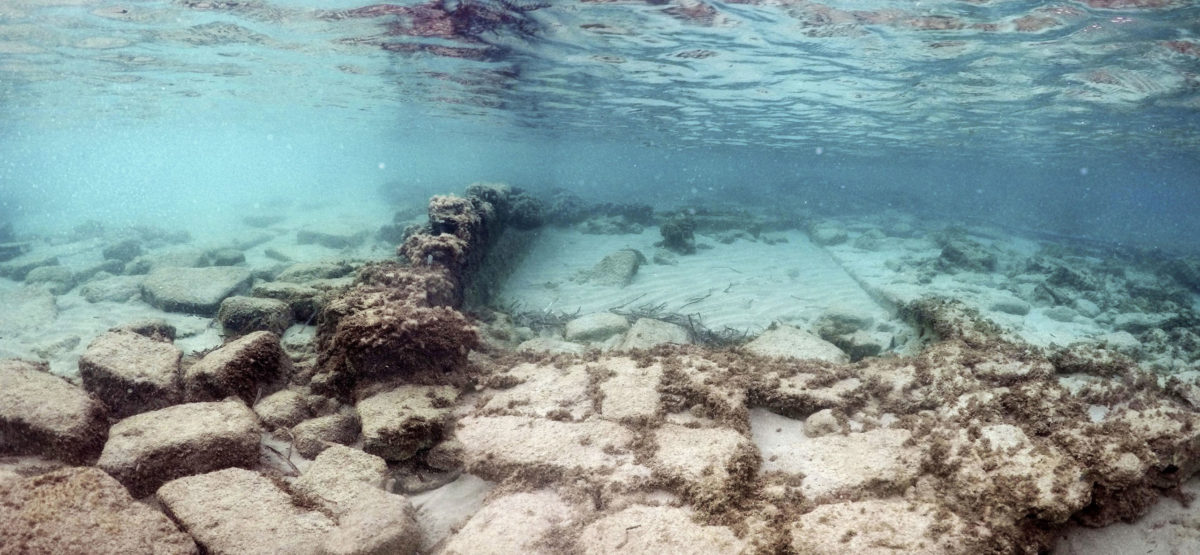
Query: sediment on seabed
2,183,1200,554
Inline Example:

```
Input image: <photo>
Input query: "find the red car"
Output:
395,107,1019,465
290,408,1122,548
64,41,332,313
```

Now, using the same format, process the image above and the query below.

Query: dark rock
276,260,354,283
938,238,996,273
207,247,245,266
808,221,849,246
291,410,360,458
264,247,293,262
0,241,28,263
0,467,199,554
1048,265,1098,291
79,331,183,418
24,265,75,294
0,252,59,281
358,385,456,461
111,318,176,342
102,239,143,263
0,359,108,464
660,212,697,255
124,247,209,275
79,274,143,303
297,226,367,249
251,281,323,323
216,296,293,336
184,331,287,404
242,214,284,228
97,400,261,498
141,266,252,315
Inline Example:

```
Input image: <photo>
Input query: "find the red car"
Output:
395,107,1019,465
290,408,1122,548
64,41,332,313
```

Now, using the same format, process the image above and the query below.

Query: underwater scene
2,0,1200,553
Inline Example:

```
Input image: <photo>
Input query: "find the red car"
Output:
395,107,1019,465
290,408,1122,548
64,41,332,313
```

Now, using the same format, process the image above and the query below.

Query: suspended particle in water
690,187,698,195
378,162,386,170
815,146,824,155
1079,167,1088,176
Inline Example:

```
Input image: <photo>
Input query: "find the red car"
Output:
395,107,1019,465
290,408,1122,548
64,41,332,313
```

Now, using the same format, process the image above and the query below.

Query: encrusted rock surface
98,399,260,497
357,385,456,461
0,359,108,464
564,312,630,342
140,266,252,315
78,330,183,418
743,323,849,363
183,331,286,404
0,467,198,555
215,296,293,336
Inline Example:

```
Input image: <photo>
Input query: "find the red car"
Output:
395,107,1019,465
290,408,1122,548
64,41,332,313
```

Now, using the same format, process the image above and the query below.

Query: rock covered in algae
0,359,108,464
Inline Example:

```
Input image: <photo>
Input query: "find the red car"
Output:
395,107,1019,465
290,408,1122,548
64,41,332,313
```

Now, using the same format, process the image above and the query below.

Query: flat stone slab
98,400,260,497
652,424,756,505
0,359,108,464
157,468,335,554
598,358,663,421
618,317,691,351
765,427,921,502
79,331,183,418
0,467,198,554
441,490,578,555
579,505,746,554
744,324,849,363
141,266,252,315
790,499,969,553
358,385,456,461
579,249,642,287
456,415,649,484
565,312,630,342
184,331,285,404
480,363,591,420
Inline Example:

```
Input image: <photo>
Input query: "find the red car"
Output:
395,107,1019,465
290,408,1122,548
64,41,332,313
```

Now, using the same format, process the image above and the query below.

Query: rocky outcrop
183,331,287,404
79,331,183,418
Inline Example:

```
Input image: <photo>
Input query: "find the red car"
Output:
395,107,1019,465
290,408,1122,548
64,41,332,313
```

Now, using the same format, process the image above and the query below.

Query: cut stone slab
251,281,323,321
744,324,849,363
141,266,252,315
579,505,746,554
79,274,143,303
184,331,286,404
0,359,108,464
565,312,630,342
293,445,388,511
297,226,368,249
0,467,198,555
790,498,969,554
652,424,757,507
517,337,587,356
216,296,293,336
358,385,456,461
598,358,663,421
579,249,643,287
275,260,355,283
764,427,921,502
441,490,579,555
254,388,312,429
480,363,591,420
618,317,691,351
157,468,335,555
79,331,183,418
292,410,360,459
456,415,648,483
98,399,261,497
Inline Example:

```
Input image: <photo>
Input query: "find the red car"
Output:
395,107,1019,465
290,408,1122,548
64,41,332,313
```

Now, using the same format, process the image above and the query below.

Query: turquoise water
1,0,1198,248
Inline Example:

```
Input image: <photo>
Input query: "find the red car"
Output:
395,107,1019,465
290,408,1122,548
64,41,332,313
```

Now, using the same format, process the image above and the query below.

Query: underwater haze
1,0,1198,249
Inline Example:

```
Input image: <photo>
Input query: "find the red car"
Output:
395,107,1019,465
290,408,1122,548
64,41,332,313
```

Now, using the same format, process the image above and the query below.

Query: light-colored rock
0,467,198,554
579,249,643,287
517,337,586,355
565,312,630,342
99,400,261,497
441,490,578,555
184,331,286,404
804,408,840,437
358,385,456,461
251,281,323,321
0,359,108,463
652,424,756,506
24,264,74,294
579,505,746,554
254,388,312,429
297,226,367,249
765,427,920,502
744,324,849,363
294,445,388,510
275,260,354,283
457,415,648,483
157,468,335,555
141,266,252,315
790,499,969,554
618,318,691,351
80,274,143,303
808,221,848,246
480,363,591,420
79,331,183,418
599,358,663,421
1044,305,1078,323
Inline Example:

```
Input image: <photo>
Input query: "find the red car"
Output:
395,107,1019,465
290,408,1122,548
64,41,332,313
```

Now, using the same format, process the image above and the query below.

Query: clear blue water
1,0,1198,249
